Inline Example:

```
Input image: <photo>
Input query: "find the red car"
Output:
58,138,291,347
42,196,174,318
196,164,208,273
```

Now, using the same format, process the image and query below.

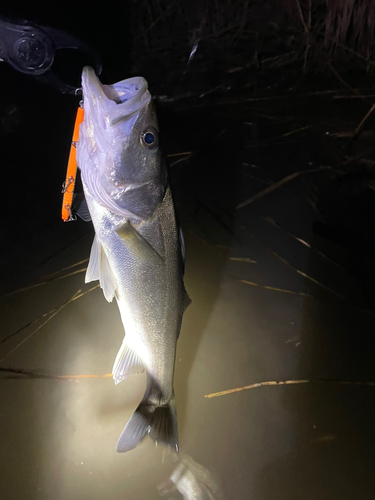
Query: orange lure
61,105,84,221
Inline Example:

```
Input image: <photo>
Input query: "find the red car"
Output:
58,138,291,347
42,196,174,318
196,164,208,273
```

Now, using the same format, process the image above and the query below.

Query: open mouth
81,66,151,123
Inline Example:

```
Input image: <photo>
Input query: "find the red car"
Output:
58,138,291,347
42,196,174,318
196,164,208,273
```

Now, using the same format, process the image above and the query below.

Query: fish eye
140,127,158,149
144,132,154,144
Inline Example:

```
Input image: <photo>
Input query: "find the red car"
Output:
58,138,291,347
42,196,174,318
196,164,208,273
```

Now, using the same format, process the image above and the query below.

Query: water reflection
158,451,223,500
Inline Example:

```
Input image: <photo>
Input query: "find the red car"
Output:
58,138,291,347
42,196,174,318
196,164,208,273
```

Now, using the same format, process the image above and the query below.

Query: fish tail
116,395,178,453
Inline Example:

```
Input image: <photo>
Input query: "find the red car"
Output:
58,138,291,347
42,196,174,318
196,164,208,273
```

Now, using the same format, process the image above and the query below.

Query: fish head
78,67,167,219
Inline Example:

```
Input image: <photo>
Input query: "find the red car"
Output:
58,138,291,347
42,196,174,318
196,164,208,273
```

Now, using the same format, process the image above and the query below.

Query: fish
76,66,190,453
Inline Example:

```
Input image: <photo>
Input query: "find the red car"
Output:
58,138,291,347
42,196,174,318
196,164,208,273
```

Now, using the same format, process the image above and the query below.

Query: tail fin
116,398,178,453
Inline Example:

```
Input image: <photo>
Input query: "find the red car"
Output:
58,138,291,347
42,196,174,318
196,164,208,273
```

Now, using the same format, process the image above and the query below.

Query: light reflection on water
157,450,223,500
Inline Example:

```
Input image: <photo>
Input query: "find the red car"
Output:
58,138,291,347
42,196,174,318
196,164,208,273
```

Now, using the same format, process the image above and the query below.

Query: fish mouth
81,66,151,124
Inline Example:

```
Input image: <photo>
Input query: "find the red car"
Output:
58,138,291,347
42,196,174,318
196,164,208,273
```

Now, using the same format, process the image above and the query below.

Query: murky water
2,37,375,499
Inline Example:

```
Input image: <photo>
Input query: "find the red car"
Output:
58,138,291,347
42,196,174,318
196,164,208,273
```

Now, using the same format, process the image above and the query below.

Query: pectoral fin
76,195,92,222
86,235,117,302
115,221,163,264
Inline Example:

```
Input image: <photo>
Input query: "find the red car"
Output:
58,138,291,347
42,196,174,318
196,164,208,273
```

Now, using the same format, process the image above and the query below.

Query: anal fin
112,340,145,385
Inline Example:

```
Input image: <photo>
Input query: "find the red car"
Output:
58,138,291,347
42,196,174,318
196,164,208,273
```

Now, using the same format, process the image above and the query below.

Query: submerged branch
0,367,113,381
348,101,375,144
205,378,375,399
2,267,87,297
239,279,375,318
167,151,192,157
170,153,193,167
236,166,329,209
262,216,345,271
0,285,99,362
327,61,357,94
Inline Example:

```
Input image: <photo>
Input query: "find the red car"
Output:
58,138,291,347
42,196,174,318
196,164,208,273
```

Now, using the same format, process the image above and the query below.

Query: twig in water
186,228,227,258
170,153,192,167
229,257,257,264
260,243,344,298
197,202,351,302
236,166,329,209
3,267,87,297
38,228,92,267
294,0,311,73
279,126,310,139
239,279,316,298
60,258,89,272
208,203,345,300
31,259,89,283
0,285,99,362
199,85,228,99
133,1,177,43
320,379,375,387
294,0,308,33
324,35,375,68
348,102,375,144
205,378,375,399
2,306,59,344
205,379,310,398
0,367,113,381
245,126,310,149
262,216,346,271
196,199,241,241
167,152,192,158
239,279,375,318
327,61,357,94
333,94,375,99
216,90,339,106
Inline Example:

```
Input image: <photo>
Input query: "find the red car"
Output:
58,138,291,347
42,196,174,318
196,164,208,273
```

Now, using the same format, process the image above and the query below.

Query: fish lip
81,66,150,120
81,66,107,102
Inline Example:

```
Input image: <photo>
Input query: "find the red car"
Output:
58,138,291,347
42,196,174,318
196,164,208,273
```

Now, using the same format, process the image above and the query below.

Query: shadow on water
160,101,243,443
254,171,375,499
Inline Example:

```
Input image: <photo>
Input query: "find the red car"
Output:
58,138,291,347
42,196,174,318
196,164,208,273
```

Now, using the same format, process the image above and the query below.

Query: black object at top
0,14,102,94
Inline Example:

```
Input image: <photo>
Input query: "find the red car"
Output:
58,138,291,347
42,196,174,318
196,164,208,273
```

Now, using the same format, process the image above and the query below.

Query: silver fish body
77,67,188,453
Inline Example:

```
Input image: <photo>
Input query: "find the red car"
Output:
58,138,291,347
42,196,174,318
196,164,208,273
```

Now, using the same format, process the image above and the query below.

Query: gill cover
77,67,167,220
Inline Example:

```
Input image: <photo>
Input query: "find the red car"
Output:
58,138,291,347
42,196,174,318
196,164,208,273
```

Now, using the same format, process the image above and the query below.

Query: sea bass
76,66,189,453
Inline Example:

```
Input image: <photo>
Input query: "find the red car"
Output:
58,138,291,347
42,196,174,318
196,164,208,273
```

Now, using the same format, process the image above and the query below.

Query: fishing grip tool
0,14,102,94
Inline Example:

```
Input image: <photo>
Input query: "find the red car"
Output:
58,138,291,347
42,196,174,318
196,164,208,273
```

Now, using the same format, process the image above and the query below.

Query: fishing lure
61,104,84,222
0,14,102,222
